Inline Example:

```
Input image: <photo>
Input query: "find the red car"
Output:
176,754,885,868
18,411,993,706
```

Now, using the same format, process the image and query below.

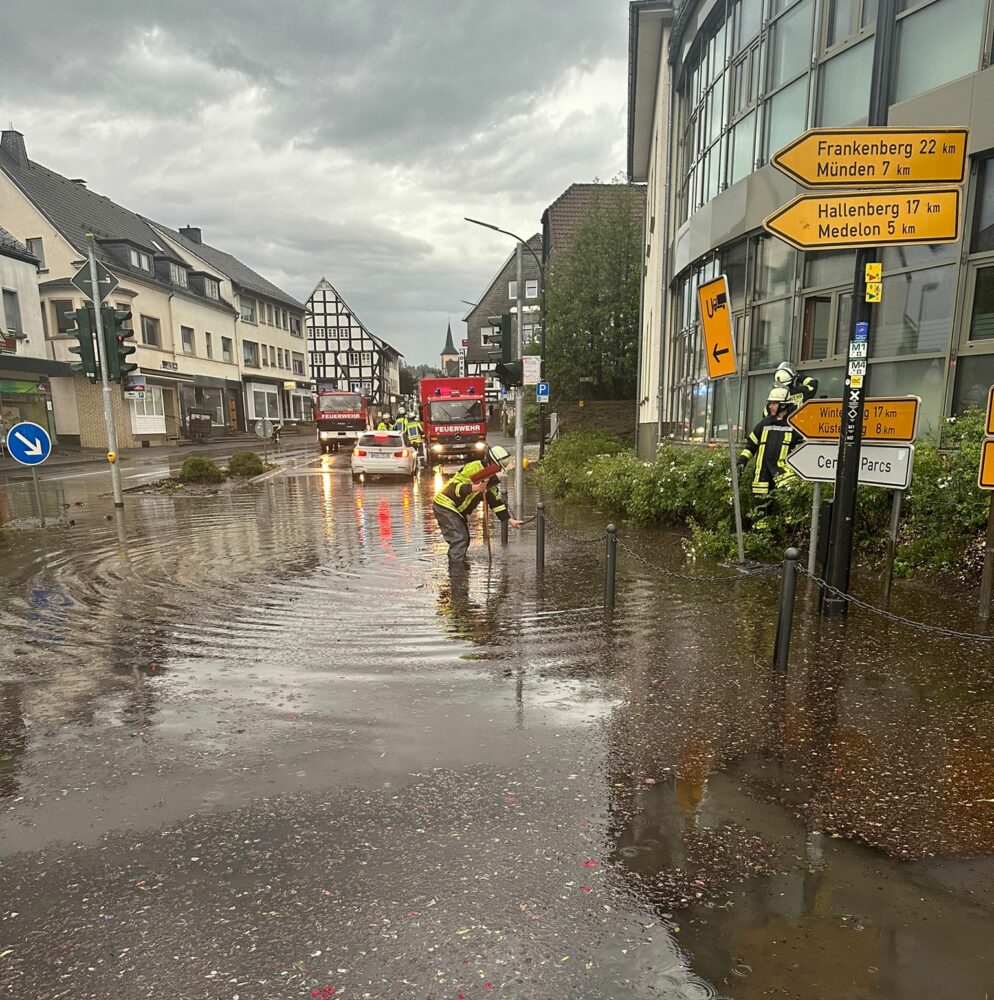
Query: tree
400,363,441,395
544,184,643,401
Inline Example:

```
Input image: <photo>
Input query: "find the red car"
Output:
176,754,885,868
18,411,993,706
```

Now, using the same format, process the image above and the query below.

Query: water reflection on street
0,450,991,998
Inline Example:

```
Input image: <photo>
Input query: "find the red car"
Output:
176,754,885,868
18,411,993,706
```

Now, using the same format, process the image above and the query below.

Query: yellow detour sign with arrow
763,187,961,251
696,274,736,380
771,127,969,188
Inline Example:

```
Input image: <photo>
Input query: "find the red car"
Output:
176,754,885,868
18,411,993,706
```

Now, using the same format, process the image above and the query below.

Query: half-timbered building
305,278,401,407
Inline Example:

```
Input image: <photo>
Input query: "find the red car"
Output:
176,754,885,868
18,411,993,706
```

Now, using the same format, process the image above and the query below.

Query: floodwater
0,448,992,999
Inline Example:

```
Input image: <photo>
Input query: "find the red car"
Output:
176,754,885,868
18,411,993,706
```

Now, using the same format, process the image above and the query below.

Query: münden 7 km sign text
763,187,960,251
772,127,969,188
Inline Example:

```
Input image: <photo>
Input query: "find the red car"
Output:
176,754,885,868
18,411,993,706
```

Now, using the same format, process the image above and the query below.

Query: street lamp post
464,218,546,516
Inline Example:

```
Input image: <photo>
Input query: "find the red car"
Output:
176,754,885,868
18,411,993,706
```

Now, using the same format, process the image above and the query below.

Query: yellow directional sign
788,396,920,442
979,440,994,490
764,187,961,251
772,127,969,188
986,385,994,437
696,275,736,380
865,262,881,281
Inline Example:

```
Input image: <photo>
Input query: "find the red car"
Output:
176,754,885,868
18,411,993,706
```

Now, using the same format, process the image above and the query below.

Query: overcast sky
1,1,631,364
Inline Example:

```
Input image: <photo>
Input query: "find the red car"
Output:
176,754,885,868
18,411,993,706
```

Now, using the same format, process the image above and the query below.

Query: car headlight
431,443,442,452
319,431,332,440
474,441,486,450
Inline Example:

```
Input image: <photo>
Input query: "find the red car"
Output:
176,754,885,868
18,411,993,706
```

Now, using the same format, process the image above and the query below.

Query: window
954,353,994,412
817,39,872,126
972,158,994,253
260,345,268,366
893,0,984,103
205,332,214,358
170,264,188,288
140,315,161,347
764,76,808,161
129,249,152,271
181,326,195,354
750,298,793,368
277,348,285,369
290,315,302,337
801,296,832,359
240,299,256,323
52,298,75,334
221,337,233,363
525,280,538,298
361,351,372,364
243,340,259,367
753,237,795,299
266,303,275,325
132,384,165,418
871,264,956,357
734,0,762,48
281,309,288,329
26,237,45,269
729,111,757,185
2,289,21,334
205,279,220,300
269,345,277,366
508,281,518,299
767,0,814,91
292,352,305,375
252,388,280,420
348,351,360,367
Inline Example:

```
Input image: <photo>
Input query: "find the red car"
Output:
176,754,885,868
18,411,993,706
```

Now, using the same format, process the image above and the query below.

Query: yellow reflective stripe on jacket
433,461,487,516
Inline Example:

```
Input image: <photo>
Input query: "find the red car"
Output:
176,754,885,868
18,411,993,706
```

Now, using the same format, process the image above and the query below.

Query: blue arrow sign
536,381,550,402
6,421,52,466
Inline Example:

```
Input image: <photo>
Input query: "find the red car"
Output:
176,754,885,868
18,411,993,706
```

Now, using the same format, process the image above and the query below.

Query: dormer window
205,278,220,300
169,264,188,288
129,249,152,271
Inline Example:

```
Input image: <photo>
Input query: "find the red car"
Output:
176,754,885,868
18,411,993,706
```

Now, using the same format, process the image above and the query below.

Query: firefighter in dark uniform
773,362,818,410
432,445,522,564
737,386,800,531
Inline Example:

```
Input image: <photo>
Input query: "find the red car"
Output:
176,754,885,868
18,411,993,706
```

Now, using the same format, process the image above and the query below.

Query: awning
0,355,74,377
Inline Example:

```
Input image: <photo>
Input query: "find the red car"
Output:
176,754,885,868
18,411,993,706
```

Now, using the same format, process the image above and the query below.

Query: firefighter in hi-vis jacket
432,445,523,564
773,361,818,410
737,386,800,531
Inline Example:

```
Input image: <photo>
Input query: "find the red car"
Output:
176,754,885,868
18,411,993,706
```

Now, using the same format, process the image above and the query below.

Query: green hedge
537,412,991,574
227,450,265,477
178,455,225,484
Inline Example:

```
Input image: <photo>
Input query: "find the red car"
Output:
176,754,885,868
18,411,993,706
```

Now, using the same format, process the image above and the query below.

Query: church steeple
440,321,459,375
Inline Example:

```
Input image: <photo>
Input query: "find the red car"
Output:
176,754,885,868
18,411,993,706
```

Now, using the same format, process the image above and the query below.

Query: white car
351,430,418,481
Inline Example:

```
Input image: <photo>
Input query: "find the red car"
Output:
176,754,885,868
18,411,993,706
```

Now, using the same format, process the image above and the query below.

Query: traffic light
67,307,100,381
103,306,136,381
494,359,523,388
484,313,513,364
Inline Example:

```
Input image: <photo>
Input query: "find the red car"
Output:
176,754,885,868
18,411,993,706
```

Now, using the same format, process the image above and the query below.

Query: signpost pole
31,467,45,529
979,494,994,622
723,378,745,564
514,244,525,520
808,482,821,577
86,236,124,509
821,0,899,616
882,488,903,601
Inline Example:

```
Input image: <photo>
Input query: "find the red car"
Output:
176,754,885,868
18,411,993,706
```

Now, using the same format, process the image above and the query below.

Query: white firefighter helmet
489,444,512,468
773,362,796,386
767,386,790,405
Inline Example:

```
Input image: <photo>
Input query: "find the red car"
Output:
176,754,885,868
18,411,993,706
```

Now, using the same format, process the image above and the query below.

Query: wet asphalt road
1,447,993,998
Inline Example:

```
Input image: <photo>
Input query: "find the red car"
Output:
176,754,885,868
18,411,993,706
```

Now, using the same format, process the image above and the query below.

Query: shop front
179,376,244,437
0,357,71,443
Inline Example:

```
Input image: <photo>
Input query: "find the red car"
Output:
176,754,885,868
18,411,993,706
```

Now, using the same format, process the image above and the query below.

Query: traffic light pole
514,244,525,519
87,236,124,508
821,0,897,615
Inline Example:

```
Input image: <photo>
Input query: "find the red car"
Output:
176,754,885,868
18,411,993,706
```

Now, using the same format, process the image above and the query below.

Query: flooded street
1,451,992,999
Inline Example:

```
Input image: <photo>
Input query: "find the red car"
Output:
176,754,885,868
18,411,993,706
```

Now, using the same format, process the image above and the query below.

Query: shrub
178,455,225,484
227,450,265,477
538,430,626,496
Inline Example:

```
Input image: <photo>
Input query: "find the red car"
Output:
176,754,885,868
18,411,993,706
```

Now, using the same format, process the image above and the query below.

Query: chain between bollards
536,502,545,573
604,523,617,610
772,547,800,672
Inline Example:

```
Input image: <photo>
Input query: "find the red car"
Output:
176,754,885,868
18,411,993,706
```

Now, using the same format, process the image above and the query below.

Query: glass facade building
630,0,994,451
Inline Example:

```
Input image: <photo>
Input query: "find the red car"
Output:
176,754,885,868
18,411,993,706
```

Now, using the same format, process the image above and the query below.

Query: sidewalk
0,431,313,472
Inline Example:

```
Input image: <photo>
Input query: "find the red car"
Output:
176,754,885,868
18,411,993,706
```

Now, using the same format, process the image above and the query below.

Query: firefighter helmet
489,445,512,468
773,362,796,386
767,386,790,404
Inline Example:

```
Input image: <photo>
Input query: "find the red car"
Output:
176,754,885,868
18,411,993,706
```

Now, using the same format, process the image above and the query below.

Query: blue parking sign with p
536,381,550,402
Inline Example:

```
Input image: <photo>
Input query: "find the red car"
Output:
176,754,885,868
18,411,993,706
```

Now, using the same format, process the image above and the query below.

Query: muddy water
0,452,992,998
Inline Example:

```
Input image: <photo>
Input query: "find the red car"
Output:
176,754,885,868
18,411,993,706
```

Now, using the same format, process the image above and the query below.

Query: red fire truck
419,375,487,465
315,383,368,453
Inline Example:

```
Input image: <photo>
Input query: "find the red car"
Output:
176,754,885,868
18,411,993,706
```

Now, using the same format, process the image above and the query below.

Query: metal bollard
772,547,801,672
536,502,545,573
501,519,509,547
604,524,618,610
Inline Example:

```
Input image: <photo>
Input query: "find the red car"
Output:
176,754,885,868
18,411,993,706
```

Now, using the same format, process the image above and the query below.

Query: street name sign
763,187,961,250
788,396,920,442
5,421,52,466
771,127,969,188
787,441,914,489
70,260,119,303
696,274,736,379
536,380,550,402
